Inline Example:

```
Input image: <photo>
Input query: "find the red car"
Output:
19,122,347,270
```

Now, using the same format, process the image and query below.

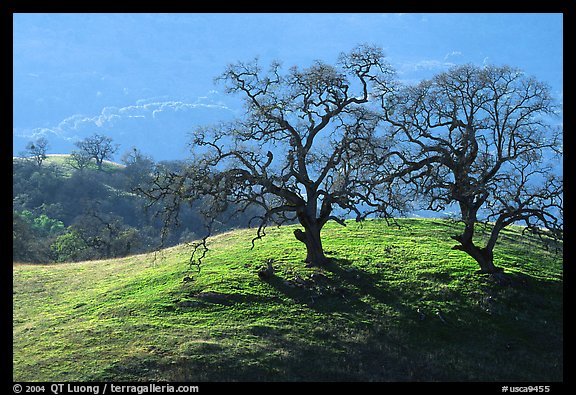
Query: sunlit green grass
14,154,125,177
13,218,563,381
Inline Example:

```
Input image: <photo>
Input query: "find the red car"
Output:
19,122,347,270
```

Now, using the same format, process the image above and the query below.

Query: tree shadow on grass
266,257,409,317
92,257,562,382
95,322,441,381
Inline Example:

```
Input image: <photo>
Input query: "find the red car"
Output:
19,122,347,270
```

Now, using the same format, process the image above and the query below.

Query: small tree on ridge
75,133,118,171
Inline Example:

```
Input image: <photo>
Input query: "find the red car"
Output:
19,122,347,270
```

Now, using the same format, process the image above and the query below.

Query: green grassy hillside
13,218,563,381
14,154,125,176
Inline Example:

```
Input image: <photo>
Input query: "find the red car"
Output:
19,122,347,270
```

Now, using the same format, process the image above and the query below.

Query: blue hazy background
13,13,563,161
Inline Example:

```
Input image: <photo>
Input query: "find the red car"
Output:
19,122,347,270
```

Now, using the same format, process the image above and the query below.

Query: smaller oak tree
383,64,563,275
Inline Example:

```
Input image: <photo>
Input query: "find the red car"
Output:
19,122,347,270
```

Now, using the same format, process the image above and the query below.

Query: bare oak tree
68,149,93,172
383,64,563,275
143,45,405,267
75,134,119,171
24,137,49,167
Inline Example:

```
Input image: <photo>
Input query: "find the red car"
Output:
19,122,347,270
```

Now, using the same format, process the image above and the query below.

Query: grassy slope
14,154,125,177
13,219,563,382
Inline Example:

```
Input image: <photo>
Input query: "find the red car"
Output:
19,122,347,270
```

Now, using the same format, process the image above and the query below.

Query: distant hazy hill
13,98,238,162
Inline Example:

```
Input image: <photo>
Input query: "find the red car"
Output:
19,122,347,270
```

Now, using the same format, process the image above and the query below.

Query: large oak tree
145,45,406,267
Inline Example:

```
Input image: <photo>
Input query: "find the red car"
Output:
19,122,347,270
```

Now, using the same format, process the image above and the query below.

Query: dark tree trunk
452,206,503,274
294,225,329,267
293,201,330,267
452,240,501,274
